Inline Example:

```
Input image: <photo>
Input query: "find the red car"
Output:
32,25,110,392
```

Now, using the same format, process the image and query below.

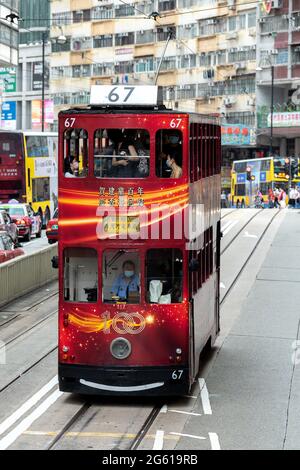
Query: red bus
58,86,221,396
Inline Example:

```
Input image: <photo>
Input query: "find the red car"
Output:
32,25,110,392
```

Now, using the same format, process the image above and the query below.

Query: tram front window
94,129,150,178
146,249,183,304
102,250,140,304
156,130,183,178
64,248,98,303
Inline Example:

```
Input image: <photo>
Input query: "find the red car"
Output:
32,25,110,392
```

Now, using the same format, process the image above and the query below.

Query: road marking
168,409,202,416
198,378,212,415
183,395,198,399
0,376,58,436
153,430,164,450
220,282,226,289
209,432,221,450
244,231,258,239
221,220,232,232
0,389,63,450
160,405,168,413
222,220,238,236
22,430,180,441
170,432,206,440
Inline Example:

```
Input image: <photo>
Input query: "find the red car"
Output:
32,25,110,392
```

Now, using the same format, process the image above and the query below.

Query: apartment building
50,1,257,136
256,0,300,158
8,0,52,130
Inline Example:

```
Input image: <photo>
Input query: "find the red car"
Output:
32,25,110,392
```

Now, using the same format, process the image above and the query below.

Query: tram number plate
172,370,184,380
103,215,140,235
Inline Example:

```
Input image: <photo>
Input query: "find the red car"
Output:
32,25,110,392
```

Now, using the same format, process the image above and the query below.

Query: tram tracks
220,209,281,306
221,209,264,255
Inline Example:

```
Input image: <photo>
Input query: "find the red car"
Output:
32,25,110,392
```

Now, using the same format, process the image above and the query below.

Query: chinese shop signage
221,124,256,146
268,112,300,128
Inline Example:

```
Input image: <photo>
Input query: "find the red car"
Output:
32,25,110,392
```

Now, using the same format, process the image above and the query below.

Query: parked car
0,203,42,241
0,231,24,264
0,210,18,244
46,208,58,244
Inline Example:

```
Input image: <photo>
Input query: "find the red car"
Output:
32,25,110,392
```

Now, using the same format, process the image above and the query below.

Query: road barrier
0,244,58,308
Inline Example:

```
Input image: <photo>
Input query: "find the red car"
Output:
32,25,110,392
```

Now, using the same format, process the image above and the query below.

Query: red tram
58,86,221,396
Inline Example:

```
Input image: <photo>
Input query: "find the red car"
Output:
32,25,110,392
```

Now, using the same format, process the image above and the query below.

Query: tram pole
155,28,173,85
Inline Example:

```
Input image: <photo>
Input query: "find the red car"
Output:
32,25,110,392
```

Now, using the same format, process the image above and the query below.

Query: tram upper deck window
102,250,140,304
260,159,271,171
64,248,98,303
63,128,88,178
156,130,183,178
146,249,183,304
94,129,150,178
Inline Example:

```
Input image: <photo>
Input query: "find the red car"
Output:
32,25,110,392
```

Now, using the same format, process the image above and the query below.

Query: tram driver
110,260,140,303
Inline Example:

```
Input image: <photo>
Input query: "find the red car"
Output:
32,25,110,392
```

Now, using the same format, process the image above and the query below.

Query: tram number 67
172,370,183,380
170,118,182,128
64,118,76,128
108,86,135,103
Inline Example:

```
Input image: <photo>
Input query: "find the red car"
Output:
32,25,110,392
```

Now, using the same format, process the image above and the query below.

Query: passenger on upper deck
112,130,139,178
166,154,182,179
64,158,79,178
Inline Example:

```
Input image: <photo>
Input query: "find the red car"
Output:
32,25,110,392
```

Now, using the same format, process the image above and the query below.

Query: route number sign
90,85,162,106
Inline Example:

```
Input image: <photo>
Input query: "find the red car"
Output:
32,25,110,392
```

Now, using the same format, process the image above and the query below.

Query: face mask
166,160,172,168
124,270,134,278
169,136,179,144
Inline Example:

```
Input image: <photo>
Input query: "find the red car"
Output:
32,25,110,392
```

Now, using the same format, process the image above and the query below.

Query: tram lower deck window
64,248,98,303
146,249,183,304
94,129,149,178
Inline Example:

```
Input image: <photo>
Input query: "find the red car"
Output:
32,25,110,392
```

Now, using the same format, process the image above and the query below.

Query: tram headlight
110,337,131,360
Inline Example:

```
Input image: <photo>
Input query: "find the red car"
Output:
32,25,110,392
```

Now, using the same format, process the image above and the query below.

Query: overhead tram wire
0,0,261,24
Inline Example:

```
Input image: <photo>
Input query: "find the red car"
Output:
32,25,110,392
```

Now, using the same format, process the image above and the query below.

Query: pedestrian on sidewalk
221,190,227,208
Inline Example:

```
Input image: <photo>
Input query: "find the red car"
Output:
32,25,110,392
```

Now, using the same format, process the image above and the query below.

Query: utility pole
41,31,46,132
270,64,274,156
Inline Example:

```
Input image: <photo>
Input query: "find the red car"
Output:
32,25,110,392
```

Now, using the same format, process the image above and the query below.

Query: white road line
222,220,238,236
221,220,232,232
244,231,258,238
209,432,221,450
160,405,168,413
0,389,63,450
170,432,206,440
153,430,164,450
183,395,197,399
168,410,202,417
0,376,58,436
198,378,212,415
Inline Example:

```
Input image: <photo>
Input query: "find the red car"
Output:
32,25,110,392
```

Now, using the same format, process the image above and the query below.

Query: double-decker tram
58,85,221,396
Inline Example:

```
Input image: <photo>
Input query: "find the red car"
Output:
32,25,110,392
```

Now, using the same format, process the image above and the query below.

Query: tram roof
59,106,219,125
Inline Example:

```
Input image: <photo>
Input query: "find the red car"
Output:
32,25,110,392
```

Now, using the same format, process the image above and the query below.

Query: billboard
221,124,256,146
32,99,54,129
1,101,17,130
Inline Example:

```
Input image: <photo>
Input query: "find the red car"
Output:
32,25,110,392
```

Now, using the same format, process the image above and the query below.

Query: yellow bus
0,131,58,225
231,156,300,207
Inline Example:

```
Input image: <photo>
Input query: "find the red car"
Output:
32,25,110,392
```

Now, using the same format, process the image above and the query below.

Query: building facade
9,0,52,130
256,0,300,158
0,0,19,129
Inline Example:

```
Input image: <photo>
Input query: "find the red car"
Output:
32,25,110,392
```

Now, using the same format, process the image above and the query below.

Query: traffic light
246,166,252,181
291,159,298,179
